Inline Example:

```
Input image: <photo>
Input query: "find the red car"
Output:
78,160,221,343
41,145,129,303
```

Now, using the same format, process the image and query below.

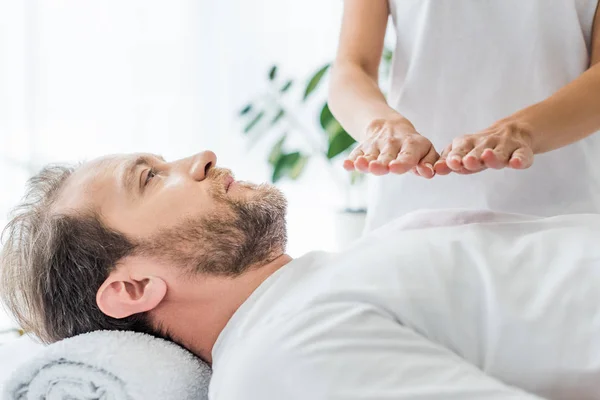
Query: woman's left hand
434,121,535,175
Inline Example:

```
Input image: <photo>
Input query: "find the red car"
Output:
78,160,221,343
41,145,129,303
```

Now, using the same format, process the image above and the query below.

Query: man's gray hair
0,165,160,343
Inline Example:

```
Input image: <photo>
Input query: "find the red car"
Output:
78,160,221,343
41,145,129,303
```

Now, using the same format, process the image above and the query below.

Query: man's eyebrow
122,155,164,194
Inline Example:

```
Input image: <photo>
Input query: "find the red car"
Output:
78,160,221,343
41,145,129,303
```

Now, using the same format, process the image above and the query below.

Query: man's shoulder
213,298,390,366
209,315,309,399
209,304,398,399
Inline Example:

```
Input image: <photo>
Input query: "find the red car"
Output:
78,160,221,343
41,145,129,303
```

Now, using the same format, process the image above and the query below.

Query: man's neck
154,253,293,363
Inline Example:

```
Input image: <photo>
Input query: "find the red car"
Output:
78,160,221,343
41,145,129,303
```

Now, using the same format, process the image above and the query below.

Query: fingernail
425,163,434,173
450,156,461,162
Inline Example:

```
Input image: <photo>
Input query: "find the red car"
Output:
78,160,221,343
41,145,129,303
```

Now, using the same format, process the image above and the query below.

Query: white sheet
211,211,600,399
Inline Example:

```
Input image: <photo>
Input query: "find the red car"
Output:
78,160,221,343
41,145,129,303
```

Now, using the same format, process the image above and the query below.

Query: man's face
56,151,288,275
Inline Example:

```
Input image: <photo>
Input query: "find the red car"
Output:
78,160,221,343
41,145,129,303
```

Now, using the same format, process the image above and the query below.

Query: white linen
210,211,600,399
366,0,600,231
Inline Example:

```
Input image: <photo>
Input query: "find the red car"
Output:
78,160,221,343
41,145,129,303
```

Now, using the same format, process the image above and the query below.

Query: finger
415,145,438,179
447,138,475,171
389,151,420,174
375,151,399,166
450,165,480,175
390,136,428,174
464,141,496,172
343,158,356,171
344,147,364,171
446,143,481,175
420,144,440,166
355,150,379,173
509,147,534,169
482,143,514,170
433,160,451,175
411,166,420,176
369,152,396,176
416,163,435,179
369,140,402,175
481,148,506,169
346,146,364,162
434,144,453,175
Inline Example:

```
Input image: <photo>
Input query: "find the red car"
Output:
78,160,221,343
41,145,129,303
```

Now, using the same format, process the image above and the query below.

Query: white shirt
366,0,600,231
209,210,600,399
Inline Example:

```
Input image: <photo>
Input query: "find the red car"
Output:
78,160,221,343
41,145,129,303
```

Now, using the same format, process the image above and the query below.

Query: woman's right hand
344,118,439,178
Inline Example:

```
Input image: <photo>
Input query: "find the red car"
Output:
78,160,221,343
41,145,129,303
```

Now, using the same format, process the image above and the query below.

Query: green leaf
272,152,297,183
303,64,330,101
270,109,285,125
280,80,293,93
271,152,307,183
239,104,253,116
327,129,356,159
268,136,286,166
271,155,285,182
243,111,265,134
320,103,356,158
268,65,278,81
319,103,336,135
319,103,346,140
288,154,308,179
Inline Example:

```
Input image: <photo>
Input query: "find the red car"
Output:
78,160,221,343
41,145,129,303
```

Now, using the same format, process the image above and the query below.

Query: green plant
239,48,393,185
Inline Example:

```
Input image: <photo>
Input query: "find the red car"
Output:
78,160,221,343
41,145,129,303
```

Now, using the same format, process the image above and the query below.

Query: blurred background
0,1,394,337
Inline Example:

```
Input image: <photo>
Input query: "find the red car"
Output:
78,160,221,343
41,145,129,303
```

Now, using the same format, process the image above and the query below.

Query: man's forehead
91,153,158,169
73,152,160,184
70,155,125,188
53,153,149,213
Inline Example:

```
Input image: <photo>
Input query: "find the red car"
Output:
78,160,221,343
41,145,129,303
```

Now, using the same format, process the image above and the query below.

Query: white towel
4,330,211,400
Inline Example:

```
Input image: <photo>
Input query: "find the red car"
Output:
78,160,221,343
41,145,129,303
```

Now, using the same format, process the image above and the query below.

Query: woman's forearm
503,64,600,154
328,62,411,142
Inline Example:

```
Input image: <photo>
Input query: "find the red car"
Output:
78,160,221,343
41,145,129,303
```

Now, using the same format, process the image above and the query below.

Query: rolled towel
4,330,211,400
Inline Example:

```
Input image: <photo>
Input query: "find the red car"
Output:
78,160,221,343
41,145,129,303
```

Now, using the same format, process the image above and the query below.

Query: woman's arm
330,0,438,178
439,6,600,174
329,0,398,141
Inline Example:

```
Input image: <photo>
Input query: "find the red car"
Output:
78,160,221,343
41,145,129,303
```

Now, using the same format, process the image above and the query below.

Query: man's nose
189,150,217,181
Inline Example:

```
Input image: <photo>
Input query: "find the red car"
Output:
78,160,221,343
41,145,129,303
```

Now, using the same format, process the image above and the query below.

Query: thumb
509,147,534,169
434,143,453,175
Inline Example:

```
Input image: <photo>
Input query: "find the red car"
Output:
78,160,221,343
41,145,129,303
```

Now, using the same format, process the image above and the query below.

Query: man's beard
136,168,288,276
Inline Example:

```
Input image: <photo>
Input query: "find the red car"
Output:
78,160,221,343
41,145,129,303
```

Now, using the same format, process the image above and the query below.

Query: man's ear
96,260,167,319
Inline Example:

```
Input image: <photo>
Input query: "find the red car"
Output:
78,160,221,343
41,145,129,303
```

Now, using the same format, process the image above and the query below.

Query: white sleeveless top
366,0,600,231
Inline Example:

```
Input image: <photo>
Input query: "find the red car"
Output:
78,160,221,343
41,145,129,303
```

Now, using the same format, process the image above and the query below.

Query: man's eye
145,169,156,186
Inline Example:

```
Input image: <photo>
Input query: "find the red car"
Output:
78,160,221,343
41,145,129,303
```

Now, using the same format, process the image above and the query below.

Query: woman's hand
344,118,439,178
434,121,535,175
